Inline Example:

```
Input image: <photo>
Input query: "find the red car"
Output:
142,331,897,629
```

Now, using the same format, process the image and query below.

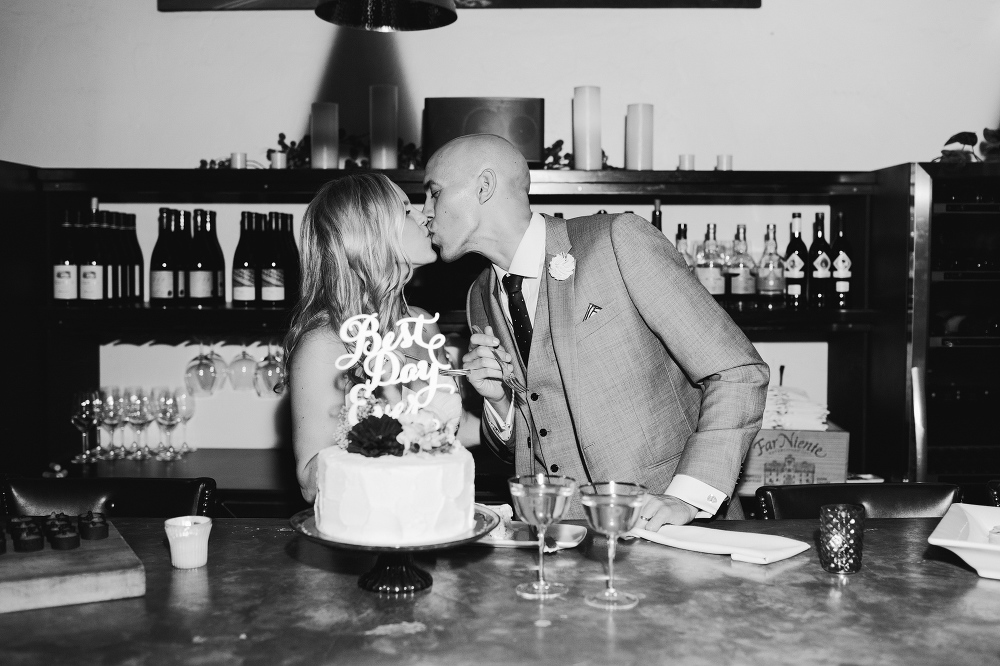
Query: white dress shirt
480,212,726,518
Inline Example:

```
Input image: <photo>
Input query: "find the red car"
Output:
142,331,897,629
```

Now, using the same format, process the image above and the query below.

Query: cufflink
707,495,718,504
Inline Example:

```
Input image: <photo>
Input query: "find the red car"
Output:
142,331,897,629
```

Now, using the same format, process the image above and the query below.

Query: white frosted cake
314,444,475,546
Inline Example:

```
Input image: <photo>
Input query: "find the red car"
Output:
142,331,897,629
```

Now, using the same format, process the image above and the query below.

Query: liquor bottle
281,213,300,306
725,224,757,313
174,209,191,302
783,213,808,311
126,213,144,305
651,199,662,231
696,223,725,300
206,210,226,305
232,212,257,308
260,212,287,308
808,212,832,309
829,211,853,310
149,208,175,307
188,210,215,307
52,210,79,303
79,208,105,304
675,223,695,272
756,224,786,311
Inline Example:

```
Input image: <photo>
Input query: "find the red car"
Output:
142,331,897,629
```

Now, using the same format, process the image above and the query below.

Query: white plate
927,503,1000,579
474,521,587,550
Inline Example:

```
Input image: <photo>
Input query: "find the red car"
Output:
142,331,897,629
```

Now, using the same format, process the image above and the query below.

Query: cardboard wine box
736,422,850,497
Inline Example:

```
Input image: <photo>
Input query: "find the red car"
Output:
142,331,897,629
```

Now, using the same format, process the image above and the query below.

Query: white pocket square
584,303,603,321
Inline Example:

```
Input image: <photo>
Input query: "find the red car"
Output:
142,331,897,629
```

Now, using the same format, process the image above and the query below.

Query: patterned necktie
502,273,533,365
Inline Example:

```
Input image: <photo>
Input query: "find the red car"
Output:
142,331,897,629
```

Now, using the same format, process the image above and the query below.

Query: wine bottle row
673,212,854,312
52,205,301,309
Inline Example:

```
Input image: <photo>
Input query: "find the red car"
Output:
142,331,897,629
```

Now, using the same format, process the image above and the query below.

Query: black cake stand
290,505,499,594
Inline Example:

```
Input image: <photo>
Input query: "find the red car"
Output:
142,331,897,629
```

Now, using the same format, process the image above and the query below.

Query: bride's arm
290,327,349,503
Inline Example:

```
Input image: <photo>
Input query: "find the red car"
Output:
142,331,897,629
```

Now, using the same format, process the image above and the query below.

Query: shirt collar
494,212,546,281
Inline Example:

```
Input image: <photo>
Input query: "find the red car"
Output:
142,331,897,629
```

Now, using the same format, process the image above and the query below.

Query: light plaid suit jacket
469,213,769,518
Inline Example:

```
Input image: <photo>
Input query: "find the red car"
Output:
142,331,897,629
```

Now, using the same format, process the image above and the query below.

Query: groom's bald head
423,134,533,267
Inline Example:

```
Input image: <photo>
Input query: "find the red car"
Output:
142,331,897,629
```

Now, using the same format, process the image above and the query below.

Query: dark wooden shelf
931,270,1000,282
158,0,761,11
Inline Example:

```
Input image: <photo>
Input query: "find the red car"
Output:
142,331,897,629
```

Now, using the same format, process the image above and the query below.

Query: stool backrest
2,476,216,517
988,480,1000,508
755,483,960,520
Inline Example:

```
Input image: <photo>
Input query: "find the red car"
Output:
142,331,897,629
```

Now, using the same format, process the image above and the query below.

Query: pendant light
315,0,457,32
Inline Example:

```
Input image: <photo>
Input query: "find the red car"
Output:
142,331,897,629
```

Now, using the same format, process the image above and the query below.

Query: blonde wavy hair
283,173,412,376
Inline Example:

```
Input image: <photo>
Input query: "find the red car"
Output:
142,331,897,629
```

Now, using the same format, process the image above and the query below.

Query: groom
423,134,768,525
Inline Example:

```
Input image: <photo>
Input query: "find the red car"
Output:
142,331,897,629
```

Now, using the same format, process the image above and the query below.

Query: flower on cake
548,252,575,280
337,392,457,457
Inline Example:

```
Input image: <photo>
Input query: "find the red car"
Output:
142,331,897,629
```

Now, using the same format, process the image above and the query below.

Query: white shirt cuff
483,399,515,441
664,474,728,518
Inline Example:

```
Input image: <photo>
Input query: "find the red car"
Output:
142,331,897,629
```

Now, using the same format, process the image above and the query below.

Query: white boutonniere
548,252,576,281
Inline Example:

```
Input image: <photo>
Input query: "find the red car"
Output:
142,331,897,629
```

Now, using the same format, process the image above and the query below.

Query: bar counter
2,517,999,665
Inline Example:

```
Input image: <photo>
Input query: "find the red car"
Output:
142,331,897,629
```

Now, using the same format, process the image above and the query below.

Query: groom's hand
462,326,513,406
635,495,698,531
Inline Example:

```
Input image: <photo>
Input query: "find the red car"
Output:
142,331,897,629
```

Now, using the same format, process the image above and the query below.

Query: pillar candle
573,86,602,171
369,85,398,170
625,103,654,171
311,102,339,170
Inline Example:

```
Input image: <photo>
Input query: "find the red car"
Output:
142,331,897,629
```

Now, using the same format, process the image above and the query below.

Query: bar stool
988,480,1000,508
1,476,217,517
754,482,960,520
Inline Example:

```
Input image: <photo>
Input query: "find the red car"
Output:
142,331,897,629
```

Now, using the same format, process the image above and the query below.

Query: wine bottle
808,212,832,309
756,224,786,311
149,208,175,307
696,223,725,300
174,209,191,302
675,223,695,272
79,208,105,304
783,213,808,311
831,211,853,309
97,211,120,304
651,199,662,231
188,209,214,306
126,213,144,305
260,212,286,308
725,224,757,313
206,210,226,305
114,212,133,303
253,212,268,305
232,212,257,308
281,213,300,306
53,210,79,303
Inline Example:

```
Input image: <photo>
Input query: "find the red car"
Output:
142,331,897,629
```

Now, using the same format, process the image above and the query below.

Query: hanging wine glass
227,347,257,391
98,386,125,460
208,345,228,390
175,387,196,456
254,343,285,399
153,386,181,461
70,390,100,465
123,386,154,460
184,343,222,396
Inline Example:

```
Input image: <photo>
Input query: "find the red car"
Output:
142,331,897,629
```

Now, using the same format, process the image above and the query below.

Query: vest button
549,464,559,473
539,429,548,437
530,393,539,401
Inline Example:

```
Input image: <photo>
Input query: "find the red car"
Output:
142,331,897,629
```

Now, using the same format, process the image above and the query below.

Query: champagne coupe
184,343,222,396
227,348,257,391
254,343,285,398
70,390,100,464
98,386,125,460
508,474,578,600
153,387,181,461
123,386,154,460
579,482,647,611
175,387,196,456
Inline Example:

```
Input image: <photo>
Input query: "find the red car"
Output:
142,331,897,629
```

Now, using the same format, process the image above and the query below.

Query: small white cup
164,516,212,569
678,154,695,171
270,152,287,169
716,154,733,171
230,152,247,169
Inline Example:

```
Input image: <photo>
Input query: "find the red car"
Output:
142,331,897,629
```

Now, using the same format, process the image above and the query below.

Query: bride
284,173,482,502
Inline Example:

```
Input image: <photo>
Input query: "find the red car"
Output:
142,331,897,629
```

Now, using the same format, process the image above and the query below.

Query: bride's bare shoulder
291,327,348,368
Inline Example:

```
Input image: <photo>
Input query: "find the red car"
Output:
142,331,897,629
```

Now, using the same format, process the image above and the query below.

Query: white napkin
629,525,810,565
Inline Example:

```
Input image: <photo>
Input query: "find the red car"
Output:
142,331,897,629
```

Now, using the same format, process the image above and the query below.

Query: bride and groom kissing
288,133,768,527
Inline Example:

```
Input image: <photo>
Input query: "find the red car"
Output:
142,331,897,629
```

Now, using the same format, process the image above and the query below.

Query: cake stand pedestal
290,506,499,594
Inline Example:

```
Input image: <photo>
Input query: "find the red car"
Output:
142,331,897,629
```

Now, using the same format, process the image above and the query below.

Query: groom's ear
477,168,497,204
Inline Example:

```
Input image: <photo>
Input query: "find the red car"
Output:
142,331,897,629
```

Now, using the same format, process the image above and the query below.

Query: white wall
7,0,999,448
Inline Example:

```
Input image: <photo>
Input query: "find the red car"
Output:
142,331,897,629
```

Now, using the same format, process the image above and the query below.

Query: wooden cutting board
0,521,146,614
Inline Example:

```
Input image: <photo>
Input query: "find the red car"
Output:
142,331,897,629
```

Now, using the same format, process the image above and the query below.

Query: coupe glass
184,344,223,396
153,387,182,461
227,349,257,391
508,474,577,600
579,482,647,611
98,386,125,460
254,344,285,398
70,390,100,465
123,386,154,460
175,387,196,456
